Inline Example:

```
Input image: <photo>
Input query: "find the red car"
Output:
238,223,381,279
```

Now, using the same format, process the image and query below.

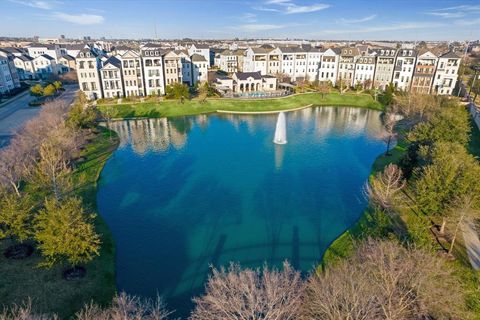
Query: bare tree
75,292,172,320
365,164,406,214
303,239,465,320
0,146,24,196
378,112,398,156
191,261,304,320
447,194,478,255
0,299,56,320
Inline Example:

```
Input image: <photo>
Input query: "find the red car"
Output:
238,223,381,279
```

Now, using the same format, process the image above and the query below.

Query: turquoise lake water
97,106,386,317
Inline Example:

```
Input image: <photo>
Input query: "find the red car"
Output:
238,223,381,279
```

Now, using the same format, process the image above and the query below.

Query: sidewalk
0,89,30,109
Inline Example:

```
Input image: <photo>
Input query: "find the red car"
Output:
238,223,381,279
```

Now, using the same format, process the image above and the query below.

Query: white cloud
7,0,56,9
321,22,445,35
433,4,480,12
426,11,464,18
240,13,257,23
52,12,104,25
284,3,330,14
336,14,377,24
239,24,285,31
255,0,330,14
455,18,480,26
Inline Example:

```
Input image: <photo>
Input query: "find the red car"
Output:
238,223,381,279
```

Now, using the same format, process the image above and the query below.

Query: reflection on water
98,106,386,318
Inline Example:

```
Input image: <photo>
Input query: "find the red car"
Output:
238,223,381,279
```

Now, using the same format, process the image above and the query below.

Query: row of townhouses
0,49,21,95
76,43,209,100
214,45,461,95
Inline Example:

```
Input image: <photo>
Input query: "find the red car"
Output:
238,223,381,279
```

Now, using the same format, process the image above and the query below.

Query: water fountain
273,112,287,145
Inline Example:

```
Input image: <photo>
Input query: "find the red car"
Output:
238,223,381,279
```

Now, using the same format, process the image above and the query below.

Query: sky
0,0,479,41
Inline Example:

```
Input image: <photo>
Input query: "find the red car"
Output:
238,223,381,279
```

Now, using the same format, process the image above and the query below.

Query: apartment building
100,56,123,98
372,48,397,90
119,50,144,97
141,45,165,95
27,43,66,63
354,53,376,89
432,51,460,95
392,49,417,91
338,47,359,87
318,48,340,86
0,50,21,94
76,48,103,100
411,51,438,94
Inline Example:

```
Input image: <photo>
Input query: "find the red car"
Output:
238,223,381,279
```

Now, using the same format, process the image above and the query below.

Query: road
0,84,78,148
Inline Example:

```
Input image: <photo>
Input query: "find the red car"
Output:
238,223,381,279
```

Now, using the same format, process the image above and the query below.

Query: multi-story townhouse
175,50,193,86
62,44,88,59
293,48,308,81
188,44,211,66
0,50,21,94
244,47,269,75
306,47,322,82
100,56,124,98
13,54,36,80
318,48,340,86
58,54,75,73
338,47,359,87
76,48,103,100
191,54,208,84
392,49,417,91
432,51,461,95
266,47,282,77
411,51,438,94
372,48,397,90
163,50,183,87
0,47,27,57
141,44,166,95
33,54,57,79
280,47,295,79
218,50,238,73
114,45,133,56
27,43,66,63
354,53,376,89
234,49,245,72
119,50,144,97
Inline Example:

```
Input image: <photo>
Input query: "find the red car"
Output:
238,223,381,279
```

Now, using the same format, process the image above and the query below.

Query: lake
97,106,386,317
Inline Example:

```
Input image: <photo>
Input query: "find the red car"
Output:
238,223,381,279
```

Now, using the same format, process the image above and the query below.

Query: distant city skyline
1,0,479,41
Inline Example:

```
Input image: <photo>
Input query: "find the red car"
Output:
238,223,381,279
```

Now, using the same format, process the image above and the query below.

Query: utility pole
469,66,479,96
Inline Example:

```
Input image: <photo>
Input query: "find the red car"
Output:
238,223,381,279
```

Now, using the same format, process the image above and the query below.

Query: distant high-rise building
83,36,91,41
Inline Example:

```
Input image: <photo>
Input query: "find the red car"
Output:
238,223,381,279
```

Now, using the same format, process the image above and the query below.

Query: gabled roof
0,47,26,54
115,45,133,51
60,54,75,61
120,50,141,58
103,56,121,68
251,47,270,54
234,71,262,80
191,43,210,49
143,42,162,48
40,54,55,61
440,51,460,59
62,44,88,50
15,54,33,61
191,53,207,62
76,48,98,58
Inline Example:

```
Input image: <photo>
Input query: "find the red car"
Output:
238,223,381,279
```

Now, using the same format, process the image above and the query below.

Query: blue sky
1,0,479,40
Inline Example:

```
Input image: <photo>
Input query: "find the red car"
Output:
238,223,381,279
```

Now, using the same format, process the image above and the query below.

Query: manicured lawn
0,127,118,318
97,92,383,119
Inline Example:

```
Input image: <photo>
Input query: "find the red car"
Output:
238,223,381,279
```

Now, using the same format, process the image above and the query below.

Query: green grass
0,127,118,319
97,92,383,119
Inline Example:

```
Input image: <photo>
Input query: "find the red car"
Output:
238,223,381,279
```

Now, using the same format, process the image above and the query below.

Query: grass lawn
0,127,118,318
97,92,383,119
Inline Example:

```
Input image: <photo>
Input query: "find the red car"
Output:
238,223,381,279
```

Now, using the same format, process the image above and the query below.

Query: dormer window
409,50,412,56
145,51,149,56
86,52,90,57
80,53,84,58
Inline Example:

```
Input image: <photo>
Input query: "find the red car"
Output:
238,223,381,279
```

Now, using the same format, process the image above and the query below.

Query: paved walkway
0,84,78,148
463,219,480,270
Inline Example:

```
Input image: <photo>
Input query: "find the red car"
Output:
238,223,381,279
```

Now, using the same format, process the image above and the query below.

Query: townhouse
141,44,166,95
163,50,183,86
217,49,238,73
392,49,417,91
372,48,397,90
338,47,359,87
306,47,322,82
13,55,36,80
100,56,123,98
119,50,144,97
191,54,208,83
33,54,57,79
432,51,461,95
176,50,193,86
76,48,103,100
353,53,376,89
188,44,211,66
27,43,66,63
0,50,21,94
318,48,340,86
411,51,438,94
